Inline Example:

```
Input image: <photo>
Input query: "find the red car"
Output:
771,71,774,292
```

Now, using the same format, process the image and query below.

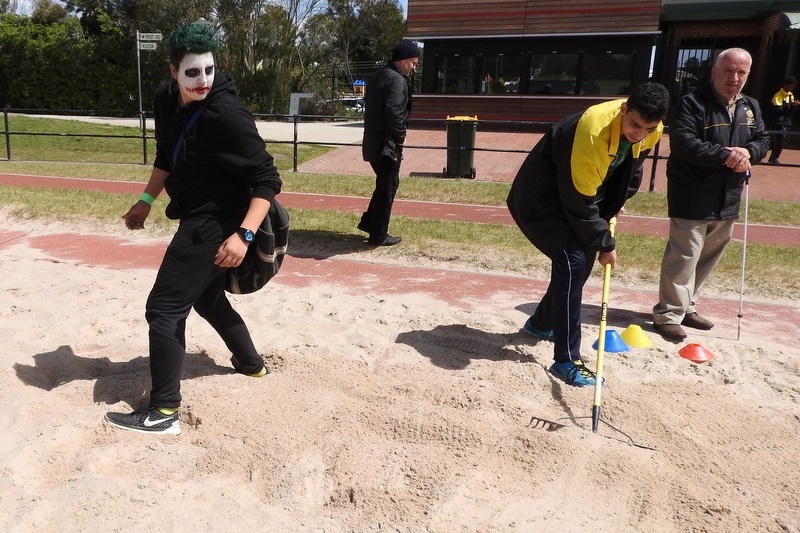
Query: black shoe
681,312,714,330
369,235,402,246
105,405,180,435
653,323,687,340
770,159,781,165
357,221,369,233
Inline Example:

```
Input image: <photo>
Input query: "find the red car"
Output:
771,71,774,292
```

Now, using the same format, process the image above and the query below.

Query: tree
0,0,407,114
349,0,405,63
229,3,297,113
31,0,67,24
299,0,404,102
0,11,132,109
0,0,24,15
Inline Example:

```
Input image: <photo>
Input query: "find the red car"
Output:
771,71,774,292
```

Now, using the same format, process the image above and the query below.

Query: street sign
138,42,158,50
139,33,163,41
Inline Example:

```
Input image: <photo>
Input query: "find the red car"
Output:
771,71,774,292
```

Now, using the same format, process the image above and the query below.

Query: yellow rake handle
592,216,616,432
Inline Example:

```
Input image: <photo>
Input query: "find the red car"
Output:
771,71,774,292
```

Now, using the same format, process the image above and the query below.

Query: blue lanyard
171,104,208,168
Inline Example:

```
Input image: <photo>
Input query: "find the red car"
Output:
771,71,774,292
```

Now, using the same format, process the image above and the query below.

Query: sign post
135,31,162,164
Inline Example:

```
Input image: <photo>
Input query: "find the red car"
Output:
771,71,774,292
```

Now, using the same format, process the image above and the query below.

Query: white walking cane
737,171,750,341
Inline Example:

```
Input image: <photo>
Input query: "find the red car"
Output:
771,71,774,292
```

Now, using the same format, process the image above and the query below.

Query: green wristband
139,192,156,205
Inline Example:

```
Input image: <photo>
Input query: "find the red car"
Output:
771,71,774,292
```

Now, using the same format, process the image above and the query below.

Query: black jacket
362,62,411,163
666,84,769,220
508,99,661,259
153,72,282,220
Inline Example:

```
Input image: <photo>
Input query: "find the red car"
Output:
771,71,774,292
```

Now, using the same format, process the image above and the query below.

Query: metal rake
526,416,565,431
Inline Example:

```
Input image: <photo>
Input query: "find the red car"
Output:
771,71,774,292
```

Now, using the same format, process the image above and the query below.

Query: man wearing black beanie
358,39,420,246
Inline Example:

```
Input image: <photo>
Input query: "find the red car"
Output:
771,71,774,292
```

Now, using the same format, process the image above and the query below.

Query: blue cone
592,329,629,353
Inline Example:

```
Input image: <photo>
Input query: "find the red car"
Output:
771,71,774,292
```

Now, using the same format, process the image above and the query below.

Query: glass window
437,56,478,94
581,52,635,95
433,49,637,96
528,53,579,95
479,55,521,94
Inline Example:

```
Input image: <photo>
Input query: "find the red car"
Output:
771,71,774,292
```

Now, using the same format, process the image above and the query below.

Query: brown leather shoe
681,312,714,330
653,323,687,340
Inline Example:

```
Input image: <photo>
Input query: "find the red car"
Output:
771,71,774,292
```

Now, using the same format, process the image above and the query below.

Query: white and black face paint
171,52,215,104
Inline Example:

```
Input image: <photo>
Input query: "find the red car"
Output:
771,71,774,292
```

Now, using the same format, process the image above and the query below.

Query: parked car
332,96,365,112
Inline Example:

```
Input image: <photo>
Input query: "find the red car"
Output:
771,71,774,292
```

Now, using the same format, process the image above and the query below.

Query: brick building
405,0,800,124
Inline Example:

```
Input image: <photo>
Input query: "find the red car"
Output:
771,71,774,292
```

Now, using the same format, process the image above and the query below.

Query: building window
480,55,521,94
437,55,478,93
529,53,579,94
437,54,522,94
436,50,636,96
581,52,636,95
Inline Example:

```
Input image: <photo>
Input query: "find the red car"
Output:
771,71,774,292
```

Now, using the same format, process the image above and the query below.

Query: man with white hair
653,48,769,340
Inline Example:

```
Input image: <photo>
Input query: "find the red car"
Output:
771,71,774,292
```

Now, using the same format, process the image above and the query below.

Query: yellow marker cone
620,324,653,348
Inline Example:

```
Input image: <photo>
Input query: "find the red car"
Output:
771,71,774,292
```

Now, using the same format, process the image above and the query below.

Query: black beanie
391,39,420,61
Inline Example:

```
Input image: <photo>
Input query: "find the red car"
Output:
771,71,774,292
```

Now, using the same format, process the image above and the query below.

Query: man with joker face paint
106,23,282,436
172,51,215,103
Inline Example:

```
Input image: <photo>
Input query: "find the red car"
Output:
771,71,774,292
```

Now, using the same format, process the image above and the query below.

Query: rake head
527,416,564,431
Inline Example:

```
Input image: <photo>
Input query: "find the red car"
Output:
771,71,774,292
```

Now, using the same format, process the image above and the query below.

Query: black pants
769,123,790,162
529,235,596,363
360,156,401,242
145,216,263,408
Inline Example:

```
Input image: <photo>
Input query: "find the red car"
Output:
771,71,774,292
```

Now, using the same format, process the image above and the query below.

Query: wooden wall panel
407,0,661,37
408,0,527,37
523,0,661,34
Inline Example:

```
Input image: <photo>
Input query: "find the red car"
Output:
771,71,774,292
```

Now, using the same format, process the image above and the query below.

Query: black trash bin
444,115,478,179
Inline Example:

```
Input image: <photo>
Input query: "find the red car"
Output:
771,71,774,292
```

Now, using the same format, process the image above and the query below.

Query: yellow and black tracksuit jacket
507,99,662,259
770,87,795,127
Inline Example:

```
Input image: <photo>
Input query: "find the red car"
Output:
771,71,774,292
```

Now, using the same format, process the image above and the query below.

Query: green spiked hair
166,23,219,66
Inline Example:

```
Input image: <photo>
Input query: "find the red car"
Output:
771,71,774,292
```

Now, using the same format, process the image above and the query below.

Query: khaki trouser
652,218,735,326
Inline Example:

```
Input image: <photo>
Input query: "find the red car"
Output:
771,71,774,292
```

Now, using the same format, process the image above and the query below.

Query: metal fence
3,107,797,194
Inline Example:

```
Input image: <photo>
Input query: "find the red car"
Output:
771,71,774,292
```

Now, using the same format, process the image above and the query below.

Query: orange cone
678,343,715,363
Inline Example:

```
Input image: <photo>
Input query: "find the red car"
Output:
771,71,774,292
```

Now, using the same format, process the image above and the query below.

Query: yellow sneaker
247,366,268,378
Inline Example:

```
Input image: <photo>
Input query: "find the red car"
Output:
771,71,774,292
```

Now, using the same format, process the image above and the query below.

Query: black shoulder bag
226,198,290,294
